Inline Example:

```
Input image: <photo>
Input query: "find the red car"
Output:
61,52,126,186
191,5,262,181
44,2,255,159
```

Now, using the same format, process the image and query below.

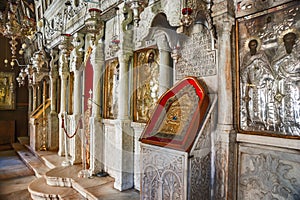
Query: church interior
0,0,299,199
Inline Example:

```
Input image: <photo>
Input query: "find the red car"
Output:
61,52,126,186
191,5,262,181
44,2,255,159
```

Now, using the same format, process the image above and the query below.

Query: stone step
25,145,65,169
12,143,50,178
17,136,29,145
45,165,114,199
14,143,140,199
28,177,86,200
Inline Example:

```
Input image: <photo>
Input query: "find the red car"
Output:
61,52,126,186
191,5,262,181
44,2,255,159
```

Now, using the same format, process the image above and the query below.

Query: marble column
28,86,33,114
114,52,134,191
58,72,69,156
48,49,59,151
32,85,37,111
89,38,105,174
37,84,42,107
212,2,237,199
70,33,84,165
156,34,172,97
58,35,72,156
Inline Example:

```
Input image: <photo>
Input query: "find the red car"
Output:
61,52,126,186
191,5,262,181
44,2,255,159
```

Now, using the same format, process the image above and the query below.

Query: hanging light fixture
181,0,193,27
124,0,148,26
0,0,36,68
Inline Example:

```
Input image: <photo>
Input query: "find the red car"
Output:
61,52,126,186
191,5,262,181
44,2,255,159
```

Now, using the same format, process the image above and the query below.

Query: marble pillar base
113,120,134,191
58,114,65,157
90,117,104,175
213,125,237,200
48,112,59,151
70,115,82,165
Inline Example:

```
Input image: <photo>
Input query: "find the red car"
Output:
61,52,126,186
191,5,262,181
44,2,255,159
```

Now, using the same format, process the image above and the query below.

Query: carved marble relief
133,49,160,123
238,145,300,200
141,145,187,200
238,2,300,137
175,24,216,81
190,154,210,200
104,59,119,119
189,119,211,199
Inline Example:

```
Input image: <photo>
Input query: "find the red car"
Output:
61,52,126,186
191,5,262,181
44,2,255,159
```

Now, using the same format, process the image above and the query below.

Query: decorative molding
236,0,295,18
212,0,235,18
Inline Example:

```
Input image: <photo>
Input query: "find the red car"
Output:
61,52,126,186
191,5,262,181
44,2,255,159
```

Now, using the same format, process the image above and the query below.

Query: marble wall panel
238,143,300,200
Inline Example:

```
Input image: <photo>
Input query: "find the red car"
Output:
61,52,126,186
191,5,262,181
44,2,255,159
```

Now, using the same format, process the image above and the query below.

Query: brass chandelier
0,0,36,68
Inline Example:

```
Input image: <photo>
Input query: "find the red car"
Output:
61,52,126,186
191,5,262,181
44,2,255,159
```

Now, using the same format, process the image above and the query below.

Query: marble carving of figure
240,38,275,131
272,31,300,135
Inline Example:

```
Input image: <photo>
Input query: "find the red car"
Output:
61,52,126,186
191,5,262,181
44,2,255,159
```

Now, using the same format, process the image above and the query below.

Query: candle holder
181,7,193,27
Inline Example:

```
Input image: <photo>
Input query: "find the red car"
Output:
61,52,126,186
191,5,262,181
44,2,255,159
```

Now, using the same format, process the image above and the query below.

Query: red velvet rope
61,116,82,139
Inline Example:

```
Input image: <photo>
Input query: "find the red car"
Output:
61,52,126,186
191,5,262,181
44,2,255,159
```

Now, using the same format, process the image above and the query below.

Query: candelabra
109,7,121,53
85,8,104,43
124,0,148,26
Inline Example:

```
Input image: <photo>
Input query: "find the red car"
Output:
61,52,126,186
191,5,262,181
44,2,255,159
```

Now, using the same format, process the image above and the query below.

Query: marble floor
0,144,36,200
0,143,140,200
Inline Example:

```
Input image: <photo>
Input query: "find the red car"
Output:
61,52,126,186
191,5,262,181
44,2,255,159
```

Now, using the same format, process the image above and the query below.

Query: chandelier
0,0,36,68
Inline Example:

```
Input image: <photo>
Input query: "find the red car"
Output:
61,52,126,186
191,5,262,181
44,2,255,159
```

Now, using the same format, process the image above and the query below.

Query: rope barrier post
78,116,90,178
62,112,71,166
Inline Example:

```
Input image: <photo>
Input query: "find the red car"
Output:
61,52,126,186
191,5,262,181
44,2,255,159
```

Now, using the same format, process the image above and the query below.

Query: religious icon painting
139,76,209,152
236,1,300,138
0,72,15,110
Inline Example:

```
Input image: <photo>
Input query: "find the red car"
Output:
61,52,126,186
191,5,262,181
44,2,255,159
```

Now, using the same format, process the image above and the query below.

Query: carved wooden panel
237,1,300,138
0,120,15,144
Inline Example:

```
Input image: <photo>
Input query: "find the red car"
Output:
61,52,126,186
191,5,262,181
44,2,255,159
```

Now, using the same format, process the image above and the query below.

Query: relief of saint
240,38,276,131
272,30,300,135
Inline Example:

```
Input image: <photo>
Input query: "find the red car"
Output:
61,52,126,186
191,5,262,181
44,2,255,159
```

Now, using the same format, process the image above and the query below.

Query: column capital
156,33,170,52
212,0,235,36
70,33,84,71
90,40,104,70
212,0,235,18
213,14,235,36
50,49,59,79
118,51,132,64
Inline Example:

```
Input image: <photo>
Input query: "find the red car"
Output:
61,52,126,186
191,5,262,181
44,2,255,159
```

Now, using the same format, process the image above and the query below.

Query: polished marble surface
0,144,36,200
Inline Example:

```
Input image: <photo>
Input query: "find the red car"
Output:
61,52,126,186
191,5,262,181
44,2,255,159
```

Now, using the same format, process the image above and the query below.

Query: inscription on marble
175,27,216,81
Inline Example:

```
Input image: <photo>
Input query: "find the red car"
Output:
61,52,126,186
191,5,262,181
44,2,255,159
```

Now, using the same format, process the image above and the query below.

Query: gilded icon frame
0,72,15,110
